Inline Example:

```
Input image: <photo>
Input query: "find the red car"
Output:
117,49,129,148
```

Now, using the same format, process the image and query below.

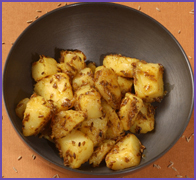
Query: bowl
3,2,194,176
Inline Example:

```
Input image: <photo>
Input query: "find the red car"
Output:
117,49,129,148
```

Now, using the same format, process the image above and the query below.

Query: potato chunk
72,68,94,91
87,62,96,74
105,133,144,170
118,93,144,131
55,129,94,169
80,117,108,147
103,54,139,78
117,76,133,96
58,50,86,78
130,103,155,134
134,61,164,103
74,85,102,120
15,98,29,119
51,110,86,139
34,73,74,112
22,94,53,136
89,139,115,167
32,55,58,82
57,63,77,79
94,66,121,109
101,100,123,139
39,121,54,143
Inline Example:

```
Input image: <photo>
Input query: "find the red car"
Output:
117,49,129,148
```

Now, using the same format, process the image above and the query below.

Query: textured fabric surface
2,2,194,178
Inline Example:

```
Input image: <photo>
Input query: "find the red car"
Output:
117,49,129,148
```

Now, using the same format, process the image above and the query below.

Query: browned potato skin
130,103,155,134
103,54,139,78
15,98,29,119
94,66,121,110
89,139,115,167
51,110,86,139
134,60,165,103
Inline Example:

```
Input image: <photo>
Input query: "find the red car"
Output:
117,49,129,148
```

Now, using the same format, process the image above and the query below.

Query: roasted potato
15,49,167,171
22,94,54,136
130,103,155,134
74,85,102,120
94,66,121,109
72,67,94,91
39,120,54,142
34,73,74,112
89,139,115,167
117,76,133,96
134,60,164,103
101,100,124,139
118,93,144,131
80,117,108,147
51,110,86,139
105,133,145,170
103,54,139,78
58,50,86,78
57,63,77,79
87,62,96,73
55,129,94,169
15,98,29,119
32,55,58,82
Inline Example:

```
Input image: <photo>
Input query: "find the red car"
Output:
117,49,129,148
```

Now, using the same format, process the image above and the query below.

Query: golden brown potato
15,98,29,119
134,60,164,103
101,100,124,139
105,133,145,170
117,76,133,96
94,66,121,109
15,49,167,171
118,93,144,131
130,103,155,134
22,94,54,136
74,85,102,120
58,50,86,78
73,50,86,62
74,84,91,97
89,139,115,167
55,129,94,169
51,110,86,139
87,62,97,74
57,63,77,79
72,68,94,91
38,120,54,143
103,54,139,78
32,55,58,82
80,117,108,147
34,73,74,112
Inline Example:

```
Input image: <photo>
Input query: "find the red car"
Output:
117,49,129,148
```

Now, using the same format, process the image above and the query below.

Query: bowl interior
3,2,194,175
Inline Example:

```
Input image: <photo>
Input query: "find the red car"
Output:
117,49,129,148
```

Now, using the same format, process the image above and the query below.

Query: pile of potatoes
15,49,165,170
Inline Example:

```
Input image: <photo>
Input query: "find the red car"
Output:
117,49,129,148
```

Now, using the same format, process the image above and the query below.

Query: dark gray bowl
3,2,194,176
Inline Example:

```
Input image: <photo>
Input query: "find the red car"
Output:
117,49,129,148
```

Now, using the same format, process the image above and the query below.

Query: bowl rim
2,2,194,176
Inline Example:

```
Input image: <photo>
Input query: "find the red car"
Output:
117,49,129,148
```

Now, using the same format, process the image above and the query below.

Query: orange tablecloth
2,2,194,178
